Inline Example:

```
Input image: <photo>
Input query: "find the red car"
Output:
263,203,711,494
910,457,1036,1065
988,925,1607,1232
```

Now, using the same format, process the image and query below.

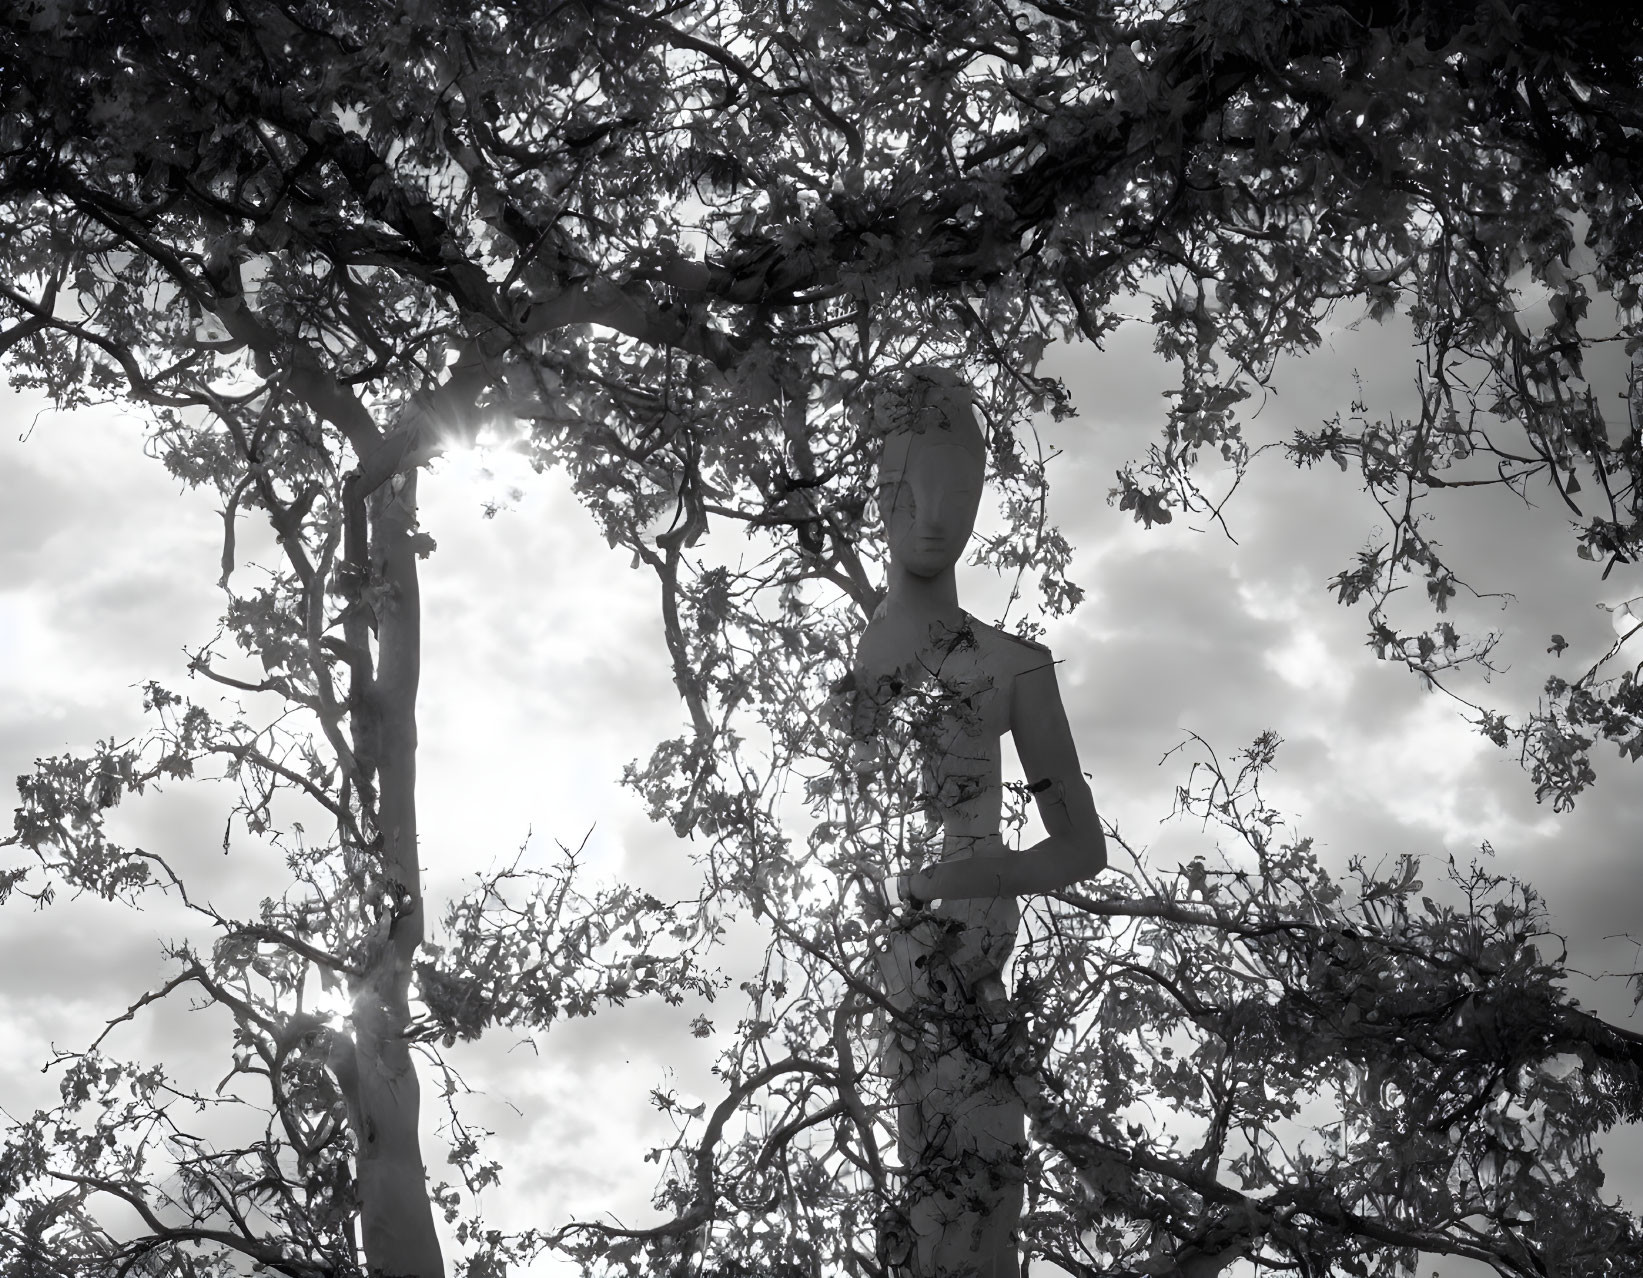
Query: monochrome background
3,302,1639,1273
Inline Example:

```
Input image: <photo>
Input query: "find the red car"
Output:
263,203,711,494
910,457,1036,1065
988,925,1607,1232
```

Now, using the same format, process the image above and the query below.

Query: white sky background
2,305,1641,1274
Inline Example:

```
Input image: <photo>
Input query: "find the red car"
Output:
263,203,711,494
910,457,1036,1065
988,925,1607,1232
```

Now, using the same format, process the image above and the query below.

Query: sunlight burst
430,424,538,519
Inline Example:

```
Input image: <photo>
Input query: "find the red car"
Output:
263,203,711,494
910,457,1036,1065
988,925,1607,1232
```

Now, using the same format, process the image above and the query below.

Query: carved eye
875,481,908,518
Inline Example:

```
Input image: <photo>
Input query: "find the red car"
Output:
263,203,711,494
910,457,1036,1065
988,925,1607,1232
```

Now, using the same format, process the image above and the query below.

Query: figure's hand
848,864,919,925
882,869,933,912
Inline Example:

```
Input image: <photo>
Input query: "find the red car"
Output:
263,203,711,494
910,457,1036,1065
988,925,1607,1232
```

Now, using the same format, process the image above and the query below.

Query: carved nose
919,500,954,536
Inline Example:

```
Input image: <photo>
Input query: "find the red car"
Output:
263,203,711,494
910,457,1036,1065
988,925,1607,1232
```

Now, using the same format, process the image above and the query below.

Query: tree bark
342,468,445,1278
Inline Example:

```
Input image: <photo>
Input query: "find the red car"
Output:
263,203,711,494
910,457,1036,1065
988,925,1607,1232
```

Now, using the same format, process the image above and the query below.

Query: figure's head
874,367,987,580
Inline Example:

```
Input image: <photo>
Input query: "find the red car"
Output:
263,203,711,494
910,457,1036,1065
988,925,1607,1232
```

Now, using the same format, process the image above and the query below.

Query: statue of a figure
843,368,1107,1278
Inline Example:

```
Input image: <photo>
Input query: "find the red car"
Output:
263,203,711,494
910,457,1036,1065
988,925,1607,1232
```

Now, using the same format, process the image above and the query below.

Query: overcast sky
2,306,1640,1273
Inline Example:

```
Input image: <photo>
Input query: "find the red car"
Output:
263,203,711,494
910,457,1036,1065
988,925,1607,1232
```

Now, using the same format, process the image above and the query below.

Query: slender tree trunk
342,469,445,1277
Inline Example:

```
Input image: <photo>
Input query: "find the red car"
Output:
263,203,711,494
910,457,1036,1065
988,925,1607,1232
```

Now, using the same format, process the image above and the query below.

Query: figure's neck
883,562,964,632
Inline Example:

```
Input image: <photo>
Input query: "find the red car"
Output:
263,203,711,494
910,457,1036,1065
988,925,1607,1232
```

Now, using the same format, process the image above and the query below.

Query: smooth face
879,434,985,579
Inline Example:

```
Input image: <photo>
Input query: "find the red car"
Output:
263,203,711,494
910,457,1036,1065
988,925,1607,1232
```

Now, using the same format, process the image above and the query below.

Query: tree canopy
5,0,1643,796
4,0,1643,1275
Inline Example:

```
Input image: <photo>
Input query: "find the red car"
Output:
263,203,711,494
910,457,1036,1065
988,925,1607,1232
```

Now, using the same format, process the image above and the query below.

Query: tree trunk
343,469,445,1278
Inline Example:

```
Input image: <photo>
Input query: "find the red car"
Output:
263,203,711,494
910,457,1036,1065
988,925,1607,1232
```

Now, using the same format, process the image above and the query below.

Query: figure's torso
851,607,1051,862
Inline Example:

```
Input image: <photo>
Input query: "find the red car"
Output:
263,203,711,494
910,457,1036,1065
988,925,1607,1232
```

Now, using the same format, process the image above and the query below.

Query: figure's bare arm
911,655,1107,902
1013,656,1107,878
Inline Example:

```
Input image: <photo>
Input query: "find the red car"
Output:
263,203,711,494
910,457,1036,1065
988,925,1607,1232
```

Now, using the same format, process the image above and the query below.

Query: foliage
4,0,1643,1275
594,577,1643,1275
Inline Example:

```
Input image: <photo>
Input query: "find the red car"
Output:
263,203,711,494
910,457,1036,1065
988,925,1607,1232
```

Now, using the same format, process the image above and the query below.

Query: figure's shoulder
964,616,1056,675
